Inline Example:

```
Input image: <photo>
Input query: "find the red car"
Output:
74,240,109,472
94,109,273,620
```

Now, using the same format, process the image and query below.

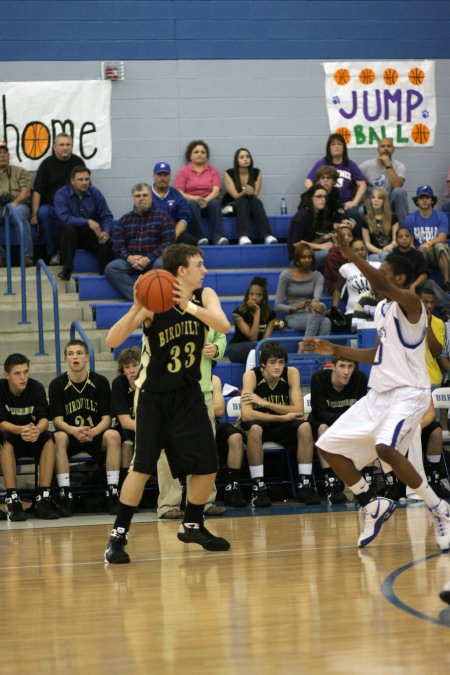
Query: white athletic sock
56,473,70,488
411,478,441,509
106,470,120,486
426,455,440,464
348,477,369,496
249,465,264,480
299,463,313,476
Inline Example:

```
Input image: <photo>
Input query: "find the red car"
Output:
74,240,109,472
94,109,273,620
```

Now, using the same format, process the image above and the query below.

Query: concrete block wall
0,1,449,217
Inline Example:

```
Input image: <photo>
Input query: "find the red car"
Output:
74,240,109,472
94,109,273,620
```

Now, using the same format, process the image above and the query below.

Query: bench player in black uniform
104,243,231,563
0,353,59,521
110,346,141,485
240,341,319,507
48,340,122,516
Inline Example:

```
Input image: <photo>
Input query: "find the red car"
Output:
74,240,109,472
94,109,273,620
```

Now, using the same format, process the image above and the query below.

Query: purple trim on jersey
390,418,406,448
380,301,392,317
393,316,427,349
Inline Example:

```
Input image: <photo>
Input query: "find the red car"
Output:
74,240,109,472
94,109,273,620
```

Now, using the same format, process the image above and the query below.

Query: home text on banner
0,81,112,170
323,61,436,148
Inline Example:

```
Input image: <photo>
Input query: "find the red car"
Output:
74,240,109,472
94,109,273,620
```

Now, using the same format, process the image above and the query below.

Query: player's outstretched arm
301,338,377,364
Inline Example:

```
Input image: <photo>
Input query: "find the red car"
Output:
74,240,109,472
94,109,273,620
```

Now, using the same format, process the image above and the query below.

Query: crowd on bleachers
1,130,450,519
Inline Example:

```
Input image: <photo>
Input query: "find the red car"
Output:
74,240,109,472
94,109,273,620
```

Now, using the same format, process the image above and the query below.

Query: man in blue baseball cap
152,161,195,244
405,185,450,292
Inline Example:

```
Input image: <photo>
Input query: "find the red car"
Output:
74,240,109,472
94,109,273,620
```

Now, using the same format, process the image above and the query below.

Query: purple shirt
307,158,365,203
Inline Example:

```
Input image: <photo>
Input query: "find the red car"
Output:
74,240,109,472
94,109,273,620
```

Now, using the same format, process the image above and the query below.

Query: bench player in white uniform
302,232,450,550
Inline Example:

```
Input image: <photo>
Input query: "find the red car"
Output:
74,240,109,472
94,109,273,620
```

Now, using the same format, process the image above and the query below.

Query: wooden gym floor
0,501,449,675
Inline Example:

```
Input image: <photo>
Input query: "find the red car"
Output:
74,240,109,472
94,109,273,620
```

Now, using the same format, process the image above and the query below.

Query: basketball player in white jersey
302,231,450,550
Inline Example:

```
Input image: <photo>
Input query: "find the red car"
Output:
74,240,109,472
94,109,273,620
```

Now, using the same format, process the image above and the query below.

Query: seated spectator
392,227,450,317
361,187,399,261
222,147,277,245
48,340,122,517
240,340,319,506
324,222,354,294
0,353,60,521
360,137,409,225
276,243,331,336
417,288,445,389
305,355,368,503
174,140,228,245
110,346,141,485
31,132,85,264
227,276,277,364
287,183,334,269
54,166,113,281
420,400,450,498
331,239,380,331
104,182,175,300
0,141,34,267
314,165,346,228
151,162,195,244
304,133,366,231
404,185,450,292
442,167,450,214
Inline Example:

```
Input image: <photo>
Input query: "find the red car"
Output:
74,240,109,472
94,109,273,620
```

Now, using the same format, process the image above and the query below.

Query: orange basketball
336,127,351,144
409,68,425,85
359,68,375,85
334,68,350,85
22,121,50,159
411,124,430,145
135,269,176,313
383,68,398,86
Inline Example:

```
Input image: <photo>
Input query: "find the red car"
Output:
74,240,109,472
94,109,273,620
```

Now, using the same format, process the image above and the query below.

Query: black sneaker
5,492,27,522
104,527,130,564
35,491,60,520
223,482,247,508
106,485,119,515
325,474,347,505
0,508,6,520
297,477,321,505
250,479,271,507
383,472,403,501
57,269,71,281
177,523,230,551
58,487,74,517
425,464,450,499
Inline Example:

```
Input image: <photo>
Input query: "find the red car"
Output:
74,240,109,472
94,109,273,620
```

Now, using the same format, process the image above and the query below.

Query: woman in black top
226,276,277,363
361,187,399,262
223,148,277,245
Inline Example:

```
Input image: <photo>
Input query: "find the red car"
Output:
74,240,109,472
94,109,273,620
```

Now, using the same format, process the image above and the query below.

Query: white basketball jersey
368,299,429,393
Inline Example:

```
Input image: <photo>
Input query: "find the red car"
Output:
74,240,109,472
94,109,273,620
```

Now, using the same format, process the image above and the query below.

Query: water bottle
280,197,287,215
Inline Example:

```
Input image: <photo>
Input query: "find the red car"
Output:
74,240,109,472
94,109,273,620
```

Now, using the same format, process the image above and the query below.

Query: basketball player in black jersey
0,353,60,521
104,243,231,563
49,340,122,516
240,341,319,506
111,346,141,485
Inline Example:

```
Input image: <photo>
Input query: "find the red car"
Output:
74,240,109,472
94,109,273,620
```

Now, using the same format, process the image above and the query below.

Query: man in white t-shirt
331,239,381,331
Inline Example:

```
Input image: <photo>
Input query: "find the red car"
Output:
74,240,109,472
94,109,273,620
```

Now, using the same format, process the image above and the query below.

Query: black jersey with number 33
138,288,208,392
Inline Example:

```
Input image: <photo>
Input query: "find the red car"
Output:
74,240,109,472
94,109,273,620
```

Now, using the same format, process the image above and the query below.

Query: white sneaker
440,580,450,604
358,497,396,548
215,237,229,245
430,499,450,551
197,238,209,246
239,236,252,245
264,235,278,244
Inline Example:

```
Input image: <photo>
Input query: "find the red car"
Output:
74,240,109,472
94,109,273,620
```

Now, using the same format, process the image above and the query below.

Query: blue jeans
0,203,33,257
104,256,163,300
187,199,225,242
37,204,62,255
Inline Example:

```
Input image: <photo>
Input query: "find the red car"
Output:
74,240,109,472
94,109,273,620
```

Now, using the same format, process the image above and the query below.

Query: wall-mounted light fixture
101,61,125,81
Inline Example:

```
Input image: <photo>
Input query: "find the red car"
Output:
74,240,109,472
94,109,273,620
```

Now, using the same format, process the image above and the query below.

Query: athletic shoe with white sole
358,497,396,548
430,499,450,551
439,580,450,605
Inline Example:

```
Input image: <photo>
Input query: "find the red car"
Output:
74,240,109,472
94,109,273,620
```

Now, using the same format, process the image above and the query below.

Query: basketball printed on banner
135,269,176,313
409,68,425,85
334,68,350,86
359,68,376,85
22,122,51,159
383,68,398,86
336,127,351,145
411,124,430,145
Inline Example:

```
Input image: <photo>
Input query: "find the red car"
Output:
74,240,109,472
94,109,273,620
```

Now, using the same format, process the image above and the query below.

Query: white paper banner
0,80,112,169
323,61,436,147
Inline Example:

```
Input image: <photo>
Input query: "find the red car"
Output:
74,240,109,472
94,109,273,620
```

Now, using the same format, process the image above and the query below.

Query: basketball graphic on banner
336,127,351,144
409,68,425,85
334,68,350,85
411,124,430,145
359,68,376,85
383,68,399,86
